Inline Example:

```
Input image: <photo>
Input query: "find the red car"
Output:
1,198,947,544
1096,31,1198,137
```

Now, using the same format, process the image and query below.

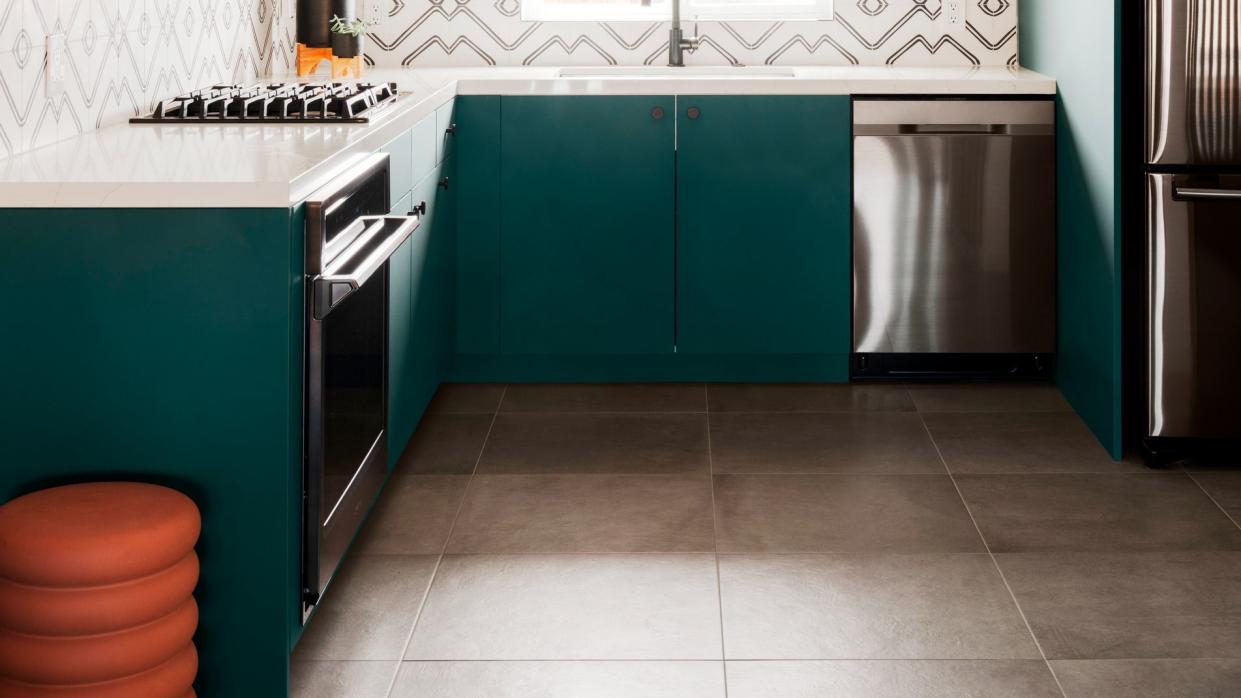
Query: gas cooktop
129,82,401,124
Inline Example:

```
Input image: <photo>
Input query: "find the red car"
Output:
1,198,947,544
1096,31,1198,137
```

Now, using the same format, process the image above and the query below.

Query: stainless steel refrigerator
1145,0,1241,451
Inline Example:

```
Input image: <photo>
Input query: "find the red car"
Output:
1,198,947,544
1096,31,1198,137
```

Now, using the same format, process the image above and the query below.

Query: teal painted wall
0,208,300,696
1020,0,1124,458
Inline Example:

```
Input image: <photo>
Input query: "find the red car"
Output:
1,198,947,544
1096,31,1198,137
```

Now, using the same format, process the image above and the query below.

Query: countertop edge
0,70,1058,209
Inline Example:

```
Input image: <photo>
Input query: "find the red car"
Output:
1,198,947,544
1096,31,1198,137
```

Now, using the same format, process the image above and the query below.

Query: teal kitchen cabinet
498,96,676,355
1,207,304,697
387,194,417,467
675,96,852,360
380,128,415,205
386,106,458,466
455,96,502,355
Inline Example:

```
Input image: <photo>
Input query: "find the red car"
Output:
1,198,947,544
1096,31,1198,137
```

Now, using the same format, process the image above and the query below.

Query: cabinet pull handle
445,123,457,135
651,106,665,120
686,106,701,120
438,177,450,190
409,201,427,216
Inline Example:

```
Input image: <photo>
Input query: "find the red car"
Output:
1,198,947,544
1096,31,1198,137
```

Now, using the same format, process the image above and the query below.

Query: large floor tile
997,552,1241,659
1052,659,1241,697
447,474,714,553
477,413,709,474
707,383,914,412
406,554,722,660
908,384,1071,413
718,554,1040,659
293,554,438,660
391,661,726,698
924,412,1137,474
714,475,983,553
1190,472,1241,523
289,660,395,698
500,383,706,413
353,475,470,555
401,414,494,475
956,474,1241,552
426,383,506,414
710,412,944,474
726,660,1061,697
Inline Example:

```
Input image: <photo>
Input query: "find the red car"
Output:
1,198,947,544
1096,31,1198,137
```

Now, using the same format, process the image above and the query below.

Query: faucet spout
667,0,700,67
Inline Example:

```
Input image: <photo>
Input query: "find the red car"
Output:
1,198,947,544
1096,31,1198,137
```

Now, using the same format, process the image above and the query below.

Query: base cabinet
676,96,852,357
498,96,676,356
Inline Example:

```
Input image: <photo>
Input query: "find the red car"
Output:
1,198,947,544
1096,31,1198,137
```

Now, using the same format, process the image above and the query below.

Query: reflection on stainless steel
853,100,1056,355
1147,0,1241,166
1147,174,1241,438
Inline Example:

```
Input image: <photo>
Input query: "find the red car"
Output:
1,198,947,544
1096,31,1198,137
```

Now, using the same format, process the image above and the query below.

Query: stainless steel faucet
667,0,700,67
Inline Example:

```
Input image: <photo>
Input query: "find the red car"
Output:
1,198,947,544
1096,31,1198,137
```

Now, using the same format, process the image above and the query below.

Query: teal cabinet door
499,96,676,355
455,96,501,355
676,96,852,355
387,219,415,467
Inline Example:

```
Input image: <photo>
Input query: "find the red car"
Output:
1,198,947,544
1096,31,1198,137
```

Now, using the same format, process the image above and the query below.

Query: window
521,0,833,22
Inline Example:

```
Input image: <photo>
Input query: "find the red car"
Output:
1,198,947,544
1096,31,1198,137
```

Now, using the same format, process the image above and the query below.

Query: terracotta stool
0,483,200,698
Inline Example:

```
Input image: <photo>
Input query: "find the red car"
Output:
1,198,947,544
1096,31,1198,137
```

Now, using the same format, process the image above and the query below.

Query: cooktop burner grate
129,82,401,124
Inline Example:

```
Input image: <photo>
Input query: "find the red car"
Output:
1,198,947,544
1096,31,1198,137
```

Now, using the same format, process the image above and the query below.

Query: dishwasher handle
900,124,1006,135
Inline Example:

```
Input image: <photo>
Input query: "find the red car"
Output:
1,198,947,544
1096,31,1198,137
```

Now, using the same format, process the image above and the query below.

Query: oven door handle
312,215,419,320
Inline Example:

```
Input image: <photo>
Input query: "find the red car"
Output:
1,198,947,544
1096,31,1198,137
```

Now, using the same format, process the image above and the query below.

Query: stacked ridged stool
0,483,200,697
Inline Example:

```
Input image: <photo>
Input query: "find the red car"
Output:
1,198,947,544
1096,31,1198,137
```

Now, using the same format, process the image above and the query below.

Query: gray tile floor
291,383,1241,697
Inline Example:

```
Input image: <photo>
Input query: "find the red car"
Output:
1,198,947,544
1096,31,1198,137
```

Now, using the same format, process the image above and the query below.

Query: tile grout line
705,384,730,698
915,408,1069,698
1186,472,1241,533
382,384,509,698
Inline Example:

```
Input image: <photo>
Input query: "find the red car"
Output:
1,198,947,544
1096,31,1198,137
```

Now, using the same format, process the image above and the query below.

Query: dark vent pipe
297,0,357,48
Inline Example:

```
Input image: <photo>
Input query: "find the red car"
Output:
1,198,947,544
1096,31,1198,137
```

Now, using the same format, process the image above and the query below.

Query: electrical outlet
45,32,65,98
945,0,962,25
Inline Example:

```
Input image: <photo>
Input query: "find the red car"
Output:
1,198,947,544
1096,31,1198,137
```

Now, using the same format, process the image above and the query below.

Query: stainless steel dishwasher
852,98,1057,378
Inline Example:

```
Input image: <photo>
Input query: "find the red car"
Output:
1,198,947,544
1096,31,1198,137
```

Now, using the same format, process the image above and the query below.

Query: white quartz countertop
0,66,1055,209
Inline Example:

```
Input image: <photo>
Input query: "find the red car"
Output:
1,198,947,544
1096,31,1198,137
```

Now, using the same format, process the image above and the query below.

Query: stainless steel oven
302,153,417,617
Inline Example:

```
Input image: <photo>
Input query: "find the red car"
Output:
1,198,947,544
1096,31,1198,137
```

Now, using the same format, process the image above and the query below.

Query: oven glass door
305,262,389,613
321,268,386,517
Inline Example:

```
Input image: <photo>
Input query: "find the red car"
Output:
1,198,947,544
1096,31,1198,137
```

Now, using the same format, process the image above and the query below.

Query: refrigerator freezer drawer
1146,0,1241,167
1147,174,1241,438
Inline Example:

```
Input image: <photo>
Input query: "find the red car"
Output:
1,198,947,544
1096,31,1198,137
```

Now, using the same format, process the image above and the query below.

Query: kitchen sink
557,66,797,78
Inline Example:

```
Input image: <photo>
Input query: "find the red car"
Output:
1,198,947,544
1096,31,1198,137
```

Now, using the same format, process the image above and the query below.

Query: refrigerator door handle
1173,185,1241,201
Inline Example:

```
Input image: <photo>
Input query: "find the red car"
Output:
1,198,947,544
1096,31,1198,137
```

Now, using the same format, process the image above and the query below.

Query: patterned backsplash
0,0,297,159
365,0,1019,68
0,0,1018,159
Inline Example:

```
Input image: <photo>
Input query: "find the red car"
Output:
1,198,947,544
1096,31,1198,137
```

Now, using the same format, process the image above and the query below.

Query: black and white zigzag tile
365,0,1018,68
0,0,292,160
0,0,1017,160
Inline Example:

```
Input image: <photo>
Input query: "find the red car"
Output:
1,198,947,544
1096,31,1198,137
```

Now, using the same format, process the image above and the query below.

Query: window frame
520,0,834,22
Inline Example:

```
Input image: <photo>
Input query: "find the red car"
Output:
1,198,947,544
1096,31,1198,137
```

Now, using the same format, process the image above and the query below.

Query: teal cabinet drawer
498,96,676,355
411,113,437,189
436,99,456,164
381,129,414,206
390,191,412,216
675,95,852,355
